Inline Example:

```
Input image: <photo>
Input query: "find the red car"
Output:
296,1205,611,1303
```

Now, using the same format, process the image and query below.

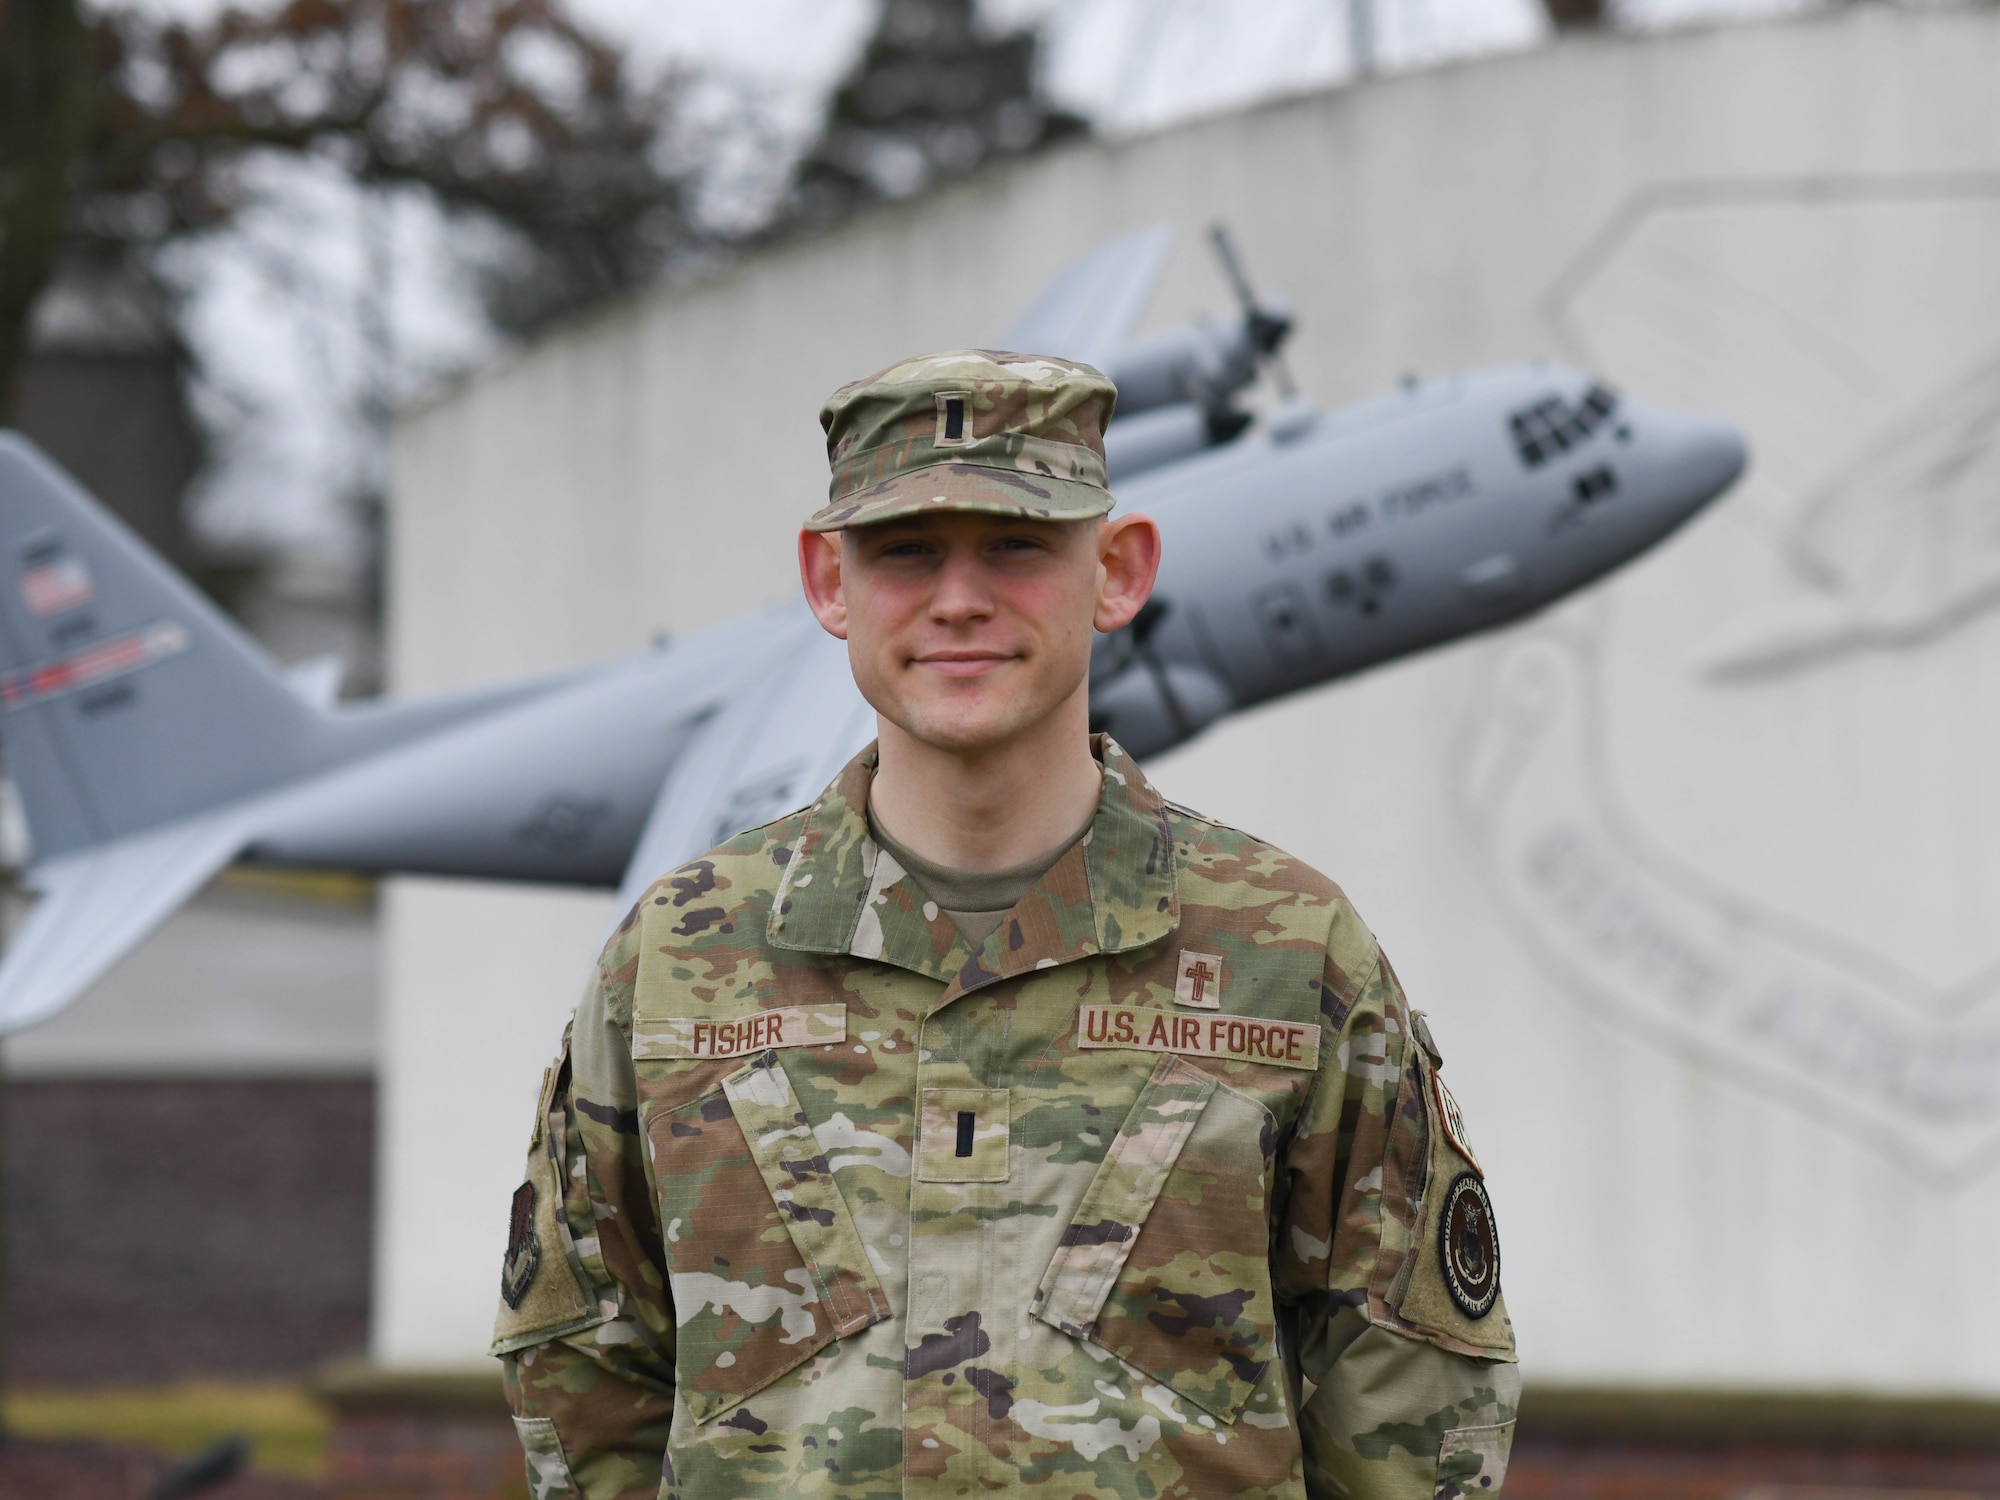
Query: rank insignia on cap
935,391,971,446
1174,949,1225,1009
501,1180,541,1309
1432,1070,1480,1175
1438,1170,1500,1321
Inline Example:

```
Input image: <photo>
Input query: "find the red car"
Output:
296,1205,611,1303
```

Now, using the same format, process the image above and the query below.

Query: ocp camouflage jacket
495,738,1519,1500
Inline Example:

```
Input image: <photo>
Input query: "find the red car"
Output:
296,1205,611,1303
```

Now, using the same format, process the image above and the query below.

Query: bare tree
1543,0,1605,28
789,0,1086,232
0,0,701,414
0,0,96,422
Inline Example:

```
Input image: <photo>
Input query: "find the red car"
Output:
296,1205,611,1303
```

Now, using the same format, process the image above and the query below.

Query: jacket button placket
902,1000,1012,1494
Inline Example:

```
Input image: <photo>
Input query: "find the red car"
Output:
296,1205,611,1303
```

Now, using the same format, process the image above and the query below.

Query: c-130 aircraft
0,225,1746,1033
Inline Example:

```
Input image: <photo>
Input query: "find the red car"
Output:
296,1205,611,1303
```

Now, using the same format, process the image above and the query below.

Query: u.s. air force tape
633,1002,847,1060
1076,1003,1320,1070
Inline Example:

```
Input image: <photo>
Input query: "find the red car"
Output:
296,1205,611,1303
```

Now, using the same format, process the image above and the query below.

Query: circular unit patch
1437,1170,1500,1320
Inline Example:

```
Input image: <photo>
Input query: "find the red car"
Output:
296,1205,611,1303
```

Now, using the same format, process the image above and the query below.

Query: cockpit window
1509,383,1618,468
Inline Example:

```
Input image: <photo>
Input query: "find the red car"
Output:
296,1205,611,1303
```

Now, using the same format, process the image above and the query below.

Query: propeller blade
1207,223,1298,400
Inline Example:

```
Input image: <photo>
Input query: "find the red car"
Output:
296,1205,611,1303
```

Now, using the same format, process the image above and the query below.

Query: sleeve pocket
491,1058,603,1356
512,1414,581,1500
1393,1053,1516,1358
1434,1418,1515,1498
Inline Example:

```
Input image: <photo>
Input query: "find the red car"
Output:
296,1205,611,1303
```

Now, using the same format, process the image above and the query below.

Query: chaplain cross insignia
1175,949,1225,1009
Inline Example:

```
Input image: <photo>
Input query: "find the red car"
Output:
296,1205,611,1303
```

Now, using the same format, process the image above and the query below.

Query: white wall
383,4,2000,1389
369,877,615,1367
3,882,376,1078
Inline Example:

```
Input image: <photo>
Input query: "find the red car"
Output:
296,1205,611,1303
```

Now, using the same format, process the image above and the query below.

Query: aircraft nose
1634,406,1750,525
1685,416,1749,501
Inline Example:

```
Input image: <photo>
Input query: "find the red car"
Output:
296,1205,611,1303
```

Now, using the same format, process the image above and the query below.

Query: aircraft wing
1001,224,1173,371
0,803,255,1033
613,609,875,914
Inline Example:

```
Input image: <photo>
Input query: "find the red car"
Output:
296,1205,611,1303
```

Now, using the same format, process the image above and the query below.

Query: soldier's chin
882,694,1048,757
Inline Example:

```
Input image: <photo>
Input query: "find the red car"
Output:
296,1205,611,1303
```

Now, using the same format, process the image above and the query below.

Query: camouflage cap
805,349,1117,532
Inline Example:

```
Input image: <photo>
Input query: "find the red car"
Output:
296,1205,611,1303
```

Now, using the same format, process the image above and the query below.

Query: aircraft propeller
1208,222,1298,401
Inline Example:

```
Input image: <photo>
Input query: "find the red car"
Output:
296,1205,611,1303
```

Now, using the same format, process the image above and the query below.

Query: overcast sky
130,0,1813,559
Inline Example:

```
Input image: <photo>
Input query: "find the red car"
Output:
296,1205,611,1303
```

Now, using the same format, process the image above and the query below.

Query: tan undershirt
866,807,1092,946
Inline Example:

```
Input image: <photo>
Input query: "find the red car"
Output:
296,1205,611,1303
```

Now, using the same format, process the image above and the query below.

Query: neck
869,688,1102,872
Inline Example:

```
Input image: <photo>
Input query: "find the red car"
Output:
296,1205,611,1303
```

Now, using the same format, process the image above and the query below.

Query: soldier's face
800,511,1159,755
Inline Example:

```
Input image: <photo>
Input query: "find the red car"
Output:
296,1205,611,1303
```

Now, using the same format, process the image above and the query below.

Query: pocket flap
1036,1053,1282,1423
1435,1419,1514,1499
1034,1053,1215,1335
512,1415,581,1499
652,1054,889,1425
721,1053,891,1337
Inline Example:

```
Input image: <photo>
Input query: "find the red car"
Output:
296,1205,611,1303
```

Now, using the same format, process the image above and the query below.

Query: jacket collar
767,735,1178,1000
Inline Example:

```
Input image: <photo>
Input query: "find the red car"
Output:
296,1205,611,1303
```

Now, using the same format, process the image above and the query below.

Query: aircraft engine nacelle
1104,318,1262,418
1105,402,1254,483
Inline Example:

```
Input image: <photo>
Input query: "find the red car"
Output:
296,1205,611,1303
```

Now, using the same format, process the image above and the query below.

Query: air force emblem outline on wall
1175,949,1225,1009
1503,177,2000,1181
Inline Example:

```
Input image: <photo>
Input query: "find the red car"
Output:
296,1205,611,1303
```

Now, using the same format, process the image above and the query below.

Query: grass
2,1382,329,1478
215,865,377,906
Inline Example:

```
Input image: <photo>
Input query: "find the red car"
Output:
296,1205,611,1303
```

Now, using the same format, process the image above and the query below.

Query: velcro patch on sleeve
633,1002,846,1060
1077,1003,1319,1071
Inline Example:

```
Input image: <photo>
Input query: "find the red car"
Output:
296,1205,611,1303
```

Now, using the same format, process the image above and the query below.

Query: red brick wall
325,1400,525,1500
4,1078,375,1384
1508,1438,2000,1499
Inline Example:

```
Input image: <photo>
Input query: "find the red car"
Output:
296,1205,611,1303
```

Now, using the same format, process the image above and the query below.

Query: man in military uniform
494,350,1519,1499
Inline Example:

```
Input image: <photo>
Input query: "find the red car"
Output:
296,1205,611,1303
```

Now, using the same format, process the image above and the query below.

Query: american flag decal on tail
0,621,190,711
19,557,93,617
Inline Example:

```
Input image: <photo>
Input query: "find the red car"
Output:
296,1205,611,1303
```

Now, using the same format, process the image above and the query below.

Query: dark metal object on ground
142,1434,248,1500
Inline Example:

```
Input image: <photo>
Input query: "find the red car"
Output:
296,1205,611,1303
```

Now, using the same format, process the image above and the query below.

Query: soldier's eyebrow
848,523,935,557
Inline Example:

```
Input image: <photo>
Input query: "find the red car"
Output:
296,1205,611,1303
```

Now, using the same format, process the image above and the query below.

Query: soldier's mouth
913,650,1018,678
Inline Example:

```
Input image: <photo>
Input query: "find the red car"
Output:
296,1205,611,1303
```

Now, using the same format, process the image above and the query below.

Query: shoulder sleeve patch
1393,1050,1517,1358
1430,1069,1480,1176
490,1057,603,1356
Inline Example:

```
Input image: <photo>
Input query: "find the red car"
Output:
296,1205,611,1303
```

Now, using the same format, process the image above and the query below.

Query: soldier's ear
1093,514,1162,634
799,530,849,639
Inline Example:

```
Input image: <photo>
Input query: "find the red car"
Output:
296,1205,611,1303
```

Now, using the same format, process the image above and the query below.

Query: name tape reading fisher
634,1003,848,1060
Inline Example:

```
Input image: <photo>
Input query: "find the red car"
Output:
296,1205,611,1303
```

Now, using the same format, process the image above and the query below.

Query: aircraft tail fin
0,435,326,863
1002,224,1173,373
0,804,252,1033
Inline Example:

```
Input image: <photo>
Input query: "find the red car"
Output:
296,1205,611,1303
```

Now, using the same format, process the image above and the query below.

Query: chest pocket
648,1050,890,1424
1032,1053,1277,1422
